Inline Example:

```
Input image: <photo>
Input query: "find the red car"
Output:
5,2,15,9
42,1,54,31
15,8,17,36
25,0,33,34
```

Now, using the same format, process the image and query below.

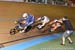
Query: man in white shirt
36,16,50,29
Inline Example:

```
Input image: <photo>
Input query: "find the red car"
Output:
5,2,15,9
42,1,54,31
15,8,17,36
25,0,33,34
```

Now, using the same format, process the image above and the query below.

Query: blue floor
0,33,62,50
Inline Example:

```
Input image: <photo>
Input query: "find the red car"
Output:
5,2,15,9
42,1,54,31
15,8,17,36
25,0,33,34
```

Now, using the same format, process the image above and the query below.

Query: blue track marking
0,33,62,50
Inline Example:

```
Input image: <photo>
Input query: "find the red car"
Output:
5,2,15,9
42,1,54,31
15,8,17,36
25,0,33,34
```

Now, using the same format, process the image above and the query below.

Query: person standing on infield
61,16,73,45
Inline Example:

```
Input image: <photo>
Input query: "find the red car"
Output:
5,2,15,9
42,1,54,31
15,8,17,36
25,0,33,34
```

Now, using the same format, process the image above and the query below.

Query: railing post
44,0,48,4
25,0,28,2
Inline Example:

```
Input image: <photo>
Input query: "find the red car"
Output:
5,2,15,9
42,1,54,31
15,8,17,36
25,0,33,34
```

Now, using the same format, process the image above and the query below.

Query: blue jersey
18,14,35,28
26,14,35,26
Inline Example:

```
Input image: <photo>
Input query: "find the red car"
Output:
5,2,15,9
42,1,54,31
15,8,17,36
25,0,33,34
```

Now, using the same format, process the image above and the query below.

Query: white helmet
43,16,47,18
41,16,46,20
22,13,28,19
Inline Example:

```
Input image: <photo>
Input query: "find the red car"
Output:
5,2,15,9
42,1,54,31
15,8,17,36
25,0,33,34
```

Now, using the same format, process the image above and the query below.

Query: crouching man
14,13,35,33
48,18,63,32
36,16,50,29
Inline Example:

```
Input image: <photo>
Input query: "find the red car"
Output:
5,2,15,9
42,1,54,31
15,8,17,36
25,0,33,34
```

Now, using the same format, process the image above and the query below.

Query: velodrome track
0,2,75,49
0,19,51,48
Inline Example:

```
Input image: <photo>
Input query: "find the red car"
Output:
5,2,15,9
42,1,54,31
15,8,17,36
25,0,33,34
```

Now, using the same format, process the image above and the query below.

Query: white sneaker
19,30,25,33
37,25,42,29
